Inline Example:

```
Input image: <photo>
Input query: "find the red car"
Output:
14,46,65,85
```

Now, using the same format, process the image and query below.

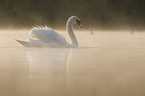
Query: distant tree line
0,0,145,29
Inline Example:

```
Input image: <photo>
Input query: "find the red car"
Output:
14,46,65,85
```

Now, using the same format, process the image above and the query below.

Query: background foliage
0,0,145,29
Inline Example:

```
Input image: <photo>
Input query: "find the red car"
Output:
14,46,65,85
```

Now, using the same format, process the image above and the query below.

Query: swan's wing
30,26,67,44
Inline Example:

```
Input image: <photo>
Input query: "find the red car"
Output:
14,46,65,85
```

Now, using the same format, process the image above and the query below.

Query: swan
16,16,82,47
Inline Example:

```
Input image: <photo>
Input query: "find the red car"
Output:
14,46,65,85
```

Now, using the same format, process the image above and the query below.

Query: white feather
16,16,81,47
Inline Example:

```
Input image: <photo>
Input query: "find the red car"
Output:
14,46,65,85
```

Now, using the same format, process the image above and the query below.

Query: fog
0,0,145,30
1,1,145,96
0,29,145,96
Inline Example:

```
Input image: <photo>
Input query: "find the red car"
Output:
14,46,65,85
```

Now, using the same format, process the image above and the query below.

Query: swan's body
16,16,82,47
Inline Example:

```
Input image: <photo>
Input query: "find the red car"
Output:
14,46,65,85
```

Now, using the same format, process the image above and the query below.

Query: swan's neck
66,20,78,47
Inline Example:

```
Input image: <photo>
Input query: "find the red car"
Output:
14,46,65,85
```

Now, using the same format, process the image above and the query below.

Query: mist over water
1,0,145,96
0,30,145,96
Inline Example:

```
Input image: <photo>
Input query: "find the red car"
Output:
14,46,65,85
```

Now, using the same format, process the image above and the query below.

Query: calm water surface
0,29,145,96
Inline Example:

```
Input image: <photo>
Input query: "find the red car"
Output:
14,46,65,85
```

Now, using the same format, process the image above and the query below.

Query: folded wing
30,26,67,45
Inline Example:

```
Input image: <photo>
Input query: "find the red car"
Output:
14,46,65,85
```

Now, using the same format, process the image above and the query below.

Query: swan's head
69,16,82,28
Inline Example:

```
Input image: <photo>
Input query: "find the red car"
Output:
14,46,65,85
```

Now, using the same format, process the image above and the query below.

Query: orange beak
80,24,82,29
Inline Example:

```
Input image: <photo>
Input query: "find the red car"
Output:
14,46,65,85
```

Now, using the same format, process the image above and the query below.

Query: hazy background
0,0,145,30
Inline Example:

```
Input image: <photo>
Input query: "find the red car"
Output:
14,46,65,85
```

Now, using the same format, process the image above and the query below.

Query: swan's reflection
26,48,72,77
26,48,73,96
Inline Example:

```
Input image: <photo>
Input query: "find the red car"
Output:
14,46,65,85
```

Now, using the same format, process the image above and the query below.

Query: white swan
16,16,82,47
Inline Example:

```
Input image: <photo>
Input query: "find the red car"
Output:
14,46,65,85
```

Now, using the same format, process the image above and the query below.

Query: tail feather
15,39,29,47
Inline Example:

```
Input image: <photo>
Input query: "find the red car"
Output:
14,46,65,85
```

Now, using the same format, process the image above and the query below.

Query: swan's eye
76,19,81,25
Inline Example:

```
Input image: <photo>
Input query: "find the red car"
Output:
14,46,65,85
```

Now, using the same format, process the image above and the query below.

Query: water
0,29,145,96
